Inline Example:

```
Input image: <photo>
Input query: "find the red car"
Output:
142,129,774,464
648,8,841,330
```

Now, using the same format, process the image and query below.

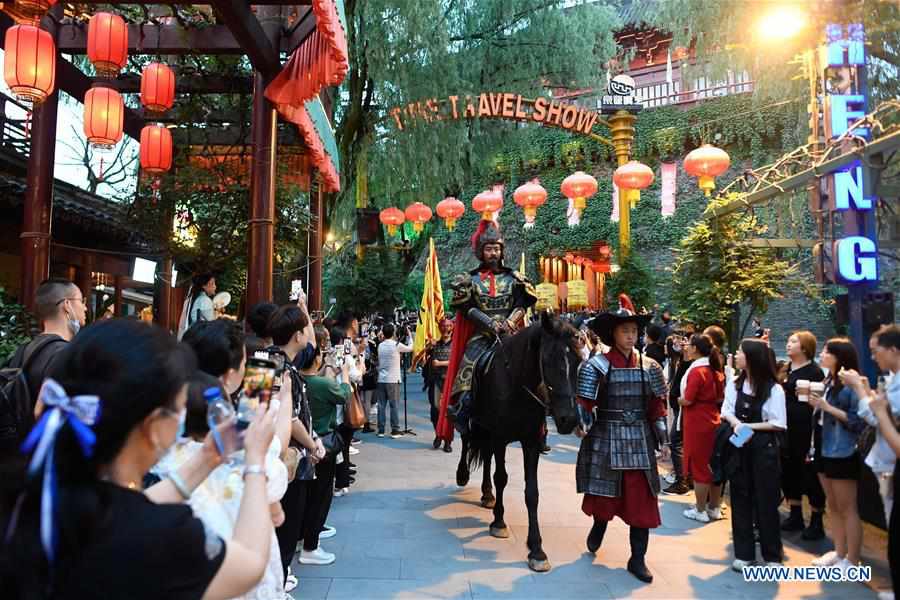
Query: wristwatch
243,464,267,479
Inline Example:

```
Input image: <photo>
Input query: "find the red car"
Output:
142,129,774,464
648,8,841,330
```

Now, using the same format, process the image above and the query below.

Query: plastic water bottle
206,387,242,457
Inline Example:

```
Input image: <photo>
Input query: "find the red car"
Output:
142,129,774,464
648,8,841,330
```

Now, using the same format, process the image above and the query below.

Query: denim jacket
821,385,866,458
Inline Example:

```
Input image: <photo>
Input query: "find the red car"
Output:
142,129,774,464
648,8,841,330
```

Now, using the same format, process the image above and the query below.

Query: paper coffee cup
810,381,825,393
796,379,810,402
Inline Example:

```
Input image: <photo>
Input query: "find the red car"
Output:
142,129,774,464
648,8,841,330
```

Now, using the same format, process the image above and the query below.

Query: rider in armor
435,220,537,439
575,295,670,584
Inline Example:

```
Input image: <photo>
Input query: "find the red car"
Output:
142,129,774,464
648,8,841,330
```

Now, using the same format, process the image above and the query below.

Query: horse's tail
465,423,492,473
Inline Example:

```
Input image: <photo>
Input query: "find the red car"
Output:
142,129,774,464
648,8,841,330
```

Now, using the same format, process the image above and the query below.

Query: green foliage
606,255,656,311
0,287,34,363
323,248,408,315
670,194,795,338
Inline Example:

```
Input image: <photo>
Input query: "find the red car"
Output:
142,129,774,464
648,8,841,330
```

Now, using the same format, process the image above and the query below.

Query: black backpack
0,336,65,455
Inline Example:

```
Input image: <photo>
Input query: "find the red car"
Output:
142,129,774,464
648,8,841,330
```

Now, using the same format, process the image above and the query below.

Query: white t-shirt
722,378,787,430
377,338,413,384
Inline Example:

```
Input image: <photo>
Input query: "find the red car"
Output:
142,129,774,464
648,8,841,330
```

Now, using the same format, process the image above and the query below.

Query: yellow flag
412,238,445,369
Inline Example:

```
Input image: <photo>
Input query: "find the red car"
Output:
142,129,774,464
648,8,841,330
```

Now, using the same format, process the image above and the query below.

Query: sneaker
361,424,375,433
683,507,710,523
377,432,385,438
333,487,347,497
812,551,842,566
299,547,336,566
731,559,754,572
662,472,677,485
391,430,403,439
349,446,360,455
662,481,690,495
319,525,337,540
284,570,298,592
877,591,894,600
836,557,857,575
351,437,362,445
707,507,726,521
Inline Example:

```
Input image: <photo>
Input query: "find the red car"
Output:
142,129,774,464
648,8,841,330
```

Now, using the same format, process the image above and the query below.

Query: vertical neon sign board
824,23,878,284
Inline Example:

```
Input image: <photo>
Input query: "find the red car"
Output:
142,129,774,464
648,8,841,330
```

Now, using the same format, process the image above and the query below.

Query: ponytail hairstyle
1,320,195,598
735,338,778,401
689,333,722,373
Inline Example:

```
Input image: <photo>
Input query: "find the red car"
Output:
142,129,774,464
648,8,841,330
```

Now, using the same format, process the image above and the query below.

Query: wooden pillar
246,73,277,309
76,263,93,322
113,276,124,316
157,257,173,330
21,8,61,310
65,265,76,281
308,175,324,312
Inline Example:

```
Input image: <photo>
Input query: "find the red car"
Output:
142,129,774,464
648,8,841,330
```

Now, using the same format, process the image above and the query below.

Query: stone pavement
292,373,885,599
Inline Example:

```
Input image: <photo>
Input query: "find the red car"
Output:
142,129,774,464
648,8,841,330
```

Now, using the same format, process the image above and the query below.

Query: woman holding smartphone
808,338,866,571
721,338,787,571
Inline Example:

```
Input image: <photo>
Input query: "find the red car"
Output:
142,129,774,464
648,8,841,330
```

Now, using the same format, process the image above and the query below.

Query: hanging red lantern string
140,124,173,175
84,85,124,149
87,12,128,78
3,24,56,105
379,207,405,236
435,196,465,231
140,62,175,114
683,144,731,196
472,189,503,221
404,202,432,233
513,179,547,228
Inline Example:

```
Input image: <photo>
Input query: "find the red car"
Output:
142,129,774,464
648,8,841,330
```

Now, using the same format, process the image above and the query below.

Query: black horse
454,311,580,572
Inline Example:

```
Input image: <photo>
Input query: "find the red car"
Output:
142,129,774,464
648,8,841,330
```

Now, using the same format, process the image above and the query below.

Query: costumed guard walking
575,295,670,583
435,220,537,442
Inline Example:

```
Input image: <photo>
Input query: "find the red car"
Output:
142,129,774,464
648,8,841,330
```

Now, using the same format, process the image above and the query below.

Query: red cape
435,310,475,442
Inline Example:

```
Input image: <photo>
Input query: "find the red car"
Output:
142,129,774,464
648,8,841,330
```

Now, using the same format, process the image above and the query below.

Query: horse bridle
521,349,552,413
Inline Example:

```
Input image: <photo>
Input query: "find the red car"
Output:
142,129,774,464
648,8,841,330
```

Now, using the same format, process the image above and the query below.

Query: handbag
320,430,344,458
344,388,367,429
857,425,877,457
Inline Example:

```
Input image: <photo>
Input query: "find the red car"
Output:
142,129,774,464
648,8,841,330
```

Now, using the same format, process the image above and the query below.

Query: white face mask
579,345,590,361
66,311,81,336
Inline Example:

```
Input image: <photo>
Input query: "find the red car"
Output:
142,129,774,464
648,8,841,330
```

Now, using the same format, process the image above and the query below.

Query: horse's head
536,311,581,435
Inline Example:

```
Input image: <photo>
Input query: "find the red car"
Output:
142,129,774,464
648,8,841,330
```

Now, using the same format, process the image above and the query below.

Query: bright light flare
757,6,807,41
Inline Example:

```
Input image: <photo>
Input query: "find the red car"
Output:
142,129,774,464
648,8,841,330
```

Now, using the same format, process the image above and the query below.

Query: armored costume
574,297,669,584
435,220,537,440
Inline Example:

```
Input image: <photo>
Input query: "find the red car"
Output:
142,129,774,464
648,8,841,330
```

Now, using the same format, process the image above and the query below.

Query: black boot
586,519,608,553
443,441,452,453
433,437,441,449
627,527,653,583
781,504,805,531
802,510,825,540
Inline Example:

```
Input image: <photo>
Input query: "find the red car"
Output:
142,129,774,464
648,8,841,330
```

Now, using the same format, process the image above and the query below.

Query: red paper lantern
141,62,175,113
560,171,598,217
472,190,503,221
613,160,654,208
404,202,433,233
87,12,127,78
684,144,731,196
513,180,547,227
436,197,465,230
379,207,405,236
3,25,55,105
140,125,172,174
84,86,124,148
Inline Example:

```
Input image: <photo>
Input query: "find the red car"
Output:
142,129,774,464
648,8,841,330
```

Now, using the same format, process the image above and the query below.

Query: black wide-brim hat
588,309,653,347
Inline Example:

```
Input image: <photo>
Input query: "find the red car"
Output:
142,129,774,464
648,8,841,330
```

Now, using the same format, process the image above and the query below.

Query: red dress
681,365,724,485
581,350,667,529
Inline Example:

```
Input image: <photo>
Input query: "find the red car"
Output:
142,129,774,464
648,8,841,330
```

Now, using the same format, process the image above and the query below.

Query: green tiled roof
305,96,340,175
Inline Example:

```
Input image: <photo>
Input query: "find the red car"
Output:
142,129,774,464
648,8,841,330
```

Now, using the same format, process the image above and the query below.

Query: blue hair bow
15,379,100,563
